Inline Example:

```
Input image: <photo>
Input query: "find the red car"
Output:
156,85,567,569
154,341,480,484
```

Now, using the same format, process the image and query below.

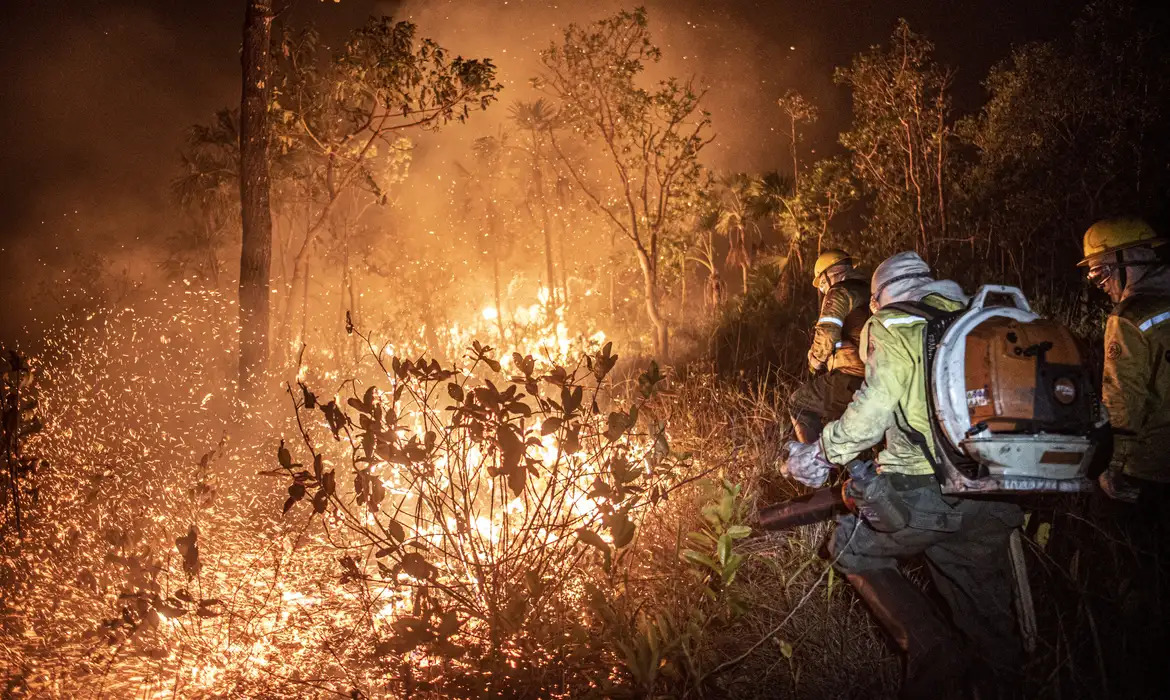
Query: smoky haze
0,0,1078,343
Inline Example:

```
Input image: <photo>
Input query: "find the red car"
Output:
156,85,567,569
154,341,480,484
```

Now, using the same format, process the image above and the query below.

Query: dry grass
2,301,1159,698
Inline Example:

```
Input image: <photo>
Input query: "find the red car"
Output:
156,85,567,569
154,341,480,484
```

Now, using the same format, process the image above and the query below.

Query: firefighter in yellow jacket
787,250,870,442
1079,217,1170,697
1079,218,1170,500
785,252,1023,698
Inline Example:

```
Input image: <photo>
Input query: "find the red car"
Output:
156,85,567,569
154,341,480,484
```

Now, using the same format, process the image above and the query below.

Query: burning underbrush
0,283,901,698
0,286,757,698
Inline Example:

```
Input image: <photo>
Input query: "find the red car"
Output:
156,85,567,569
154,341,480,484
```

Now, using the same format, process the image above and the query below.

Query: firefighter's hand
1098,467,1140,503
807,349,826,375
781,440,832,488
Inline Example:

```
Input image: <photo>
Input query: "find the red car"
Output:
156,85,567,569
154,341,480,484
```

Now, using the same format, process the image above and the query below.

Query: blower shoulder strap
884,299,948,322
882,299,971,485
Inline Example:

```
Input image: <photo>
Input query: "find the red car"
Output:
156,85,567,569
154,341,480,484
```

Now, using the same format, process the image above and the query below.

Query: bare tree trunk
790,117,799,190
542,223,557,318
279,203,311,371
300,260,310,353
609,232,618,322
635,246,668,361
343,222,359,363
237,0,274,396
556,208,570,312
529,141,558,320
492,255,506,345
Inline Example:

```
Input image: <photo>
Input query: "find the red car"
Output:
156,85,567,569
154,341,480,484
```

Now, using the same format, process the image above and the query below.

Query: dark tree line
821,2,1170,326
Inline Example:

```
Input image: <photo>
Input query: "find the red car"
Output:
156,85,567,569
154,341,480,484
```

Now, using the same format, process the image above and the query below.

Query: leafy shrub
272,326,697,695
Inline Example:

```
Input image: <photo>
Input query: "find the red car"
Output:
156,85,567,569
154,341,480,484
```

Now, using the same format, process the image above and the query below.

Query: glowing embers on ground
4,281,674,696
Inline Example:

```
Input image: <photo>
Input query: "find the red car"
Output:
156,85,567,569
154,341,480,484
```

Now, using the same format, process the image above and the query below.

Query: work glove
807,349,826,376
1100,430,1141,503
1098,466,1140,503
781,440,832,488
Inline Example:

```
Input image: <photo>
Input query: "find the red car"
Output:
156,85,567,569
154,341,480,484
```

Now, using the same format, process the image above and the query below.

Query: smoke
383,0,829,173
0,0,1081,345
0,2,236,342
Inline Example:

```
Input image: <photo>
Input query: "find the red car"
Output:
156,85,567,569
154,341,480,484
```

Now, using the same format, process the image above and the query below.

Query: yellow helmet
812,249,852,285
1078,218,1164,266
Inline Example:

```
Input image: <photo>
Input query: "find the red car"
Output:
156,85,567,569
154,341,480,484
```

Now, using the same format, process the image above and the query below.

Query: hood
871,251,968,309
1121,247,1170,300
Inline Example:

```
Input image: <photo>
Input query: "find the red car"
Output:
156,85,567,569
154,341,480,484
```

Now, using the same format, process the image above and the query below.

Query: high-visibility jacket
820,293,965,476
810,275,870,377
1103,292,1170,482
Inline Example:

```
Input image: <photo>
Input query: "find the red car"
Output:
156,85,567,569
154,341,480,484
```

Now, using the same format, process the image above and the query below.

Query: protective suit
1080,219,1170,697
807,271,869,376
790,252,1023,698
1078,220,1170,487
788,251,870,443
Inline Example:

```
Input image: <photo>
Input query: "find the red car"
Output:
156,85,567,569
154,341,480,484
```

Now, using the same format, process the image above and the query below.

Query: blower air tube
758,486,846,530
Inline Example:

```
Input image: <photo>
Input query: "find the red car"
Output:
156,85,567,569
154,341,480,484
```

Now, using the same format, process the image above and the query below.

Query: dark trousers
831,482,1025,672
1087,480,1170,697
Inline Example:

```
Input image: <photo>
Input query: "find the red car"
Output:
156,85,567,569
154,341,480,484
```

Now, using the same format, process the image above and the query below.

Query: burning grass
8,284,1140,699
0,286,729,696
0,279,899,698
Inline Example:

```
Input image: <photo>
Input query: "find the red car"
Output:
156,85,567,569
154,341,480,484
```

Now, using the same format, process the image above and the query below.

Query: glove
1098,467,1140,503
781,440,832,488
807,348,826,375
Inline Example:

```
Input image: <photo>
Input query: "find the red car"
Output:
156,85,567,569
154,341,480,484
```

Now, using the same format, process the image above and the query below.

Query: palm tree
508,99,561,322
172,109,241,287
713,172,759,296
748,171,803,303
689,195,725,314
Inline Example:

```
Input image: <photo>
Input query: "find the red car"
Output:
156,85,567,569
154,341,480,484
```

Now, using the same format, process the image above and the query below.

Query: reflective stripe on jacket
820,293,965,476
810,276,870,377
1104,293,1170,482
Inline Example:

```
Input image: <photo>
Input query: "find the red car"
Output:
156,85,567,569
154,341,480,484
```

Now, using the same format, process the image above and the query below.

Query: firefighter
787,249,870,443
784,251,1023,698
1079,218,1170,501
1080,217,1170,698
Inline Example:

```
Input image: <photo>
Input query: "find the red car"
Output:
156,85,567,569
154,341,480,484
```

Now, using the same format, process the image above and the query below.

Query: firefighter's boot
791,413,824,443
847,568,969,700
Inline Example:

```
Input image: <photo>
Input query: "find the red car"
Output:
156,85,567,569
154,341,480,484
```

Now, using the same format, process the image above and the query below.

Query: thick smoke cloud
385,0,831,174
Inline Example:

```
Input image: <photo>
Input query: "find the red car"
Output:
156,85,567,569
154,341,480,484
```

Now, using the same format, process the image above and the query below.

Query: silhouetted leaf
400,552,435,579
283,483,306,514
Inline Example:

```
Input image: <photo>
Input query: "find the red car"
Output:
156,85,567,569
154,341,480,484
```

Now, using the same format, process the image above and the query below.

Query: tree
508,99,562,320
958,1,1170,315
835,20,957,259
751,160,857,303
456,133,515,344
688,192,725,314
171,109,241,287
237,0,275,395
538,8,711,361
267,18,500,367
712,173,758,295
776,90,818,191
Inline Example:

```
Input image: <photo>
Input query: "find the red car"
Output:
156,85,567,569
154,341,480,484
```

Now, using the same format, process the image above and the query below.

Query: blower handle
970,285,1032,313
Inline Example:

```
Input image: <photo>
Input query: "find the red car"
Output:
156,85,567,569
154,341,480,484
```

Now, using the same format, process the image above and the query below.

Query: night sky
0,0,1085,339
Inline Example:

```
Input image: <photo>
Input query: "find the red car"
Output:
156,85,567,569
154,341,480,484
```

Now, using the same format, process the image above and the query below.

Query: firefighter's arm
1102,314,1150,475
819,319,909,464
808,287,849,372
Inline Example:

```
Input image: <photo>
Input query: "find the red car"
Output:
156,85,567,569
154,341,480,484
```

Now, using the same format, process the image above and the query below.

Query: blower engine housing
930,286,1098,494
